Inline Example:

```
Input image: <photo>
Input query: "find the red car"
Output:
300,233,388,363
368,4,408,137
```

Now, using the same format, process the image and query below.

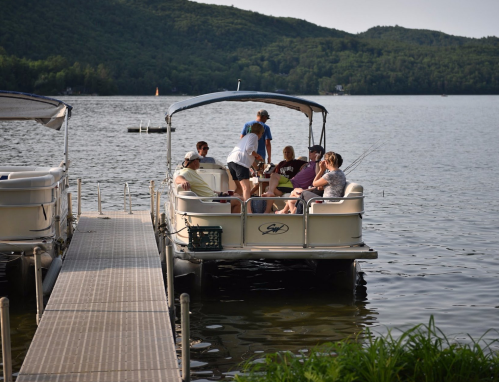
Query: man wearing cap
262,145,325,197
240,109,272,164
175,151,241,213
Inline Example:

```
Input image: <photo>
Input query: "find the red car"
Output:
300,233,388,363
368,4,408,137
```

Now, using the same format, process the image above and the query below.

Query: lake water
1,95,499,379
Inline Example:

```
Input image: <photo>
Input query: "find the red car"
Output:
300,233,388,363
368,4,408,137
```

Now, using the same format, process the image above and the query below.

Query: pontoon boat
164,91,377,289
0,91,72,295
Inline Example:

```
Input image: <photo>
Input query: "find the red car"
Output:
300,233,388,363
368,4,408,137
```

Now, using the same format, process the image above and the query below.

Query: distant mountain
1,0,498,95
359,25,499,47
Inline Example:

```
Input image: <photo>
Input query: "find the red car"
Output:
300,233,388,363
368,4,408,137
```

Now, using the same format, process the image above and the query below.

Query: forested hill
1,0,498,95
359,26,499,47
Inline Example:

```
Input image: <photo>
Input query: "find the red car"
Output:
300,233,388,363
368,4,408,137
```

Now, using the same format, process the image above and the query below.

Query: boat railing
0,176,65,208
0,180,64,192
170,189,244,247
124,183,132,214
0,200,56,208
304,196,365,248
171,191,365,248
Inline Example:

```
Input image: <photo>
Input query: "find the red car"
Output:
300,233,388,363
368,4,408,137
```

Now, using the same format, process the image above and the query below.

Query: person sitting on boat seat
279,152,345,214
175,151,241,213
252,146,307,213
262,145,324,199
196,141,216,163
274,146,307,180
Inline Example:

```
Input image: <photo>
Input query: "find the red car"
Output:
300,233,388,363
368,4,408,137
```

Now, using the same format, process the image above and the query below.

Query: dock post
54,215,61,255
0,297,13,382
67,193,73,239
55,215,61,238
150,180,155,224
77,178,81,218
181,293,190,382
155,191,161,238
97,183,103,215
159,213,166,263
34,247,44,325
166,241,175,317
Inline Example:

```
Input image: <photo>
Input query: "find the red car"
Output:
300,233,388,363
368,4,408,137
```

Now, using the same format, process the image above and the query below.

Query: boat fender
42,256,62,296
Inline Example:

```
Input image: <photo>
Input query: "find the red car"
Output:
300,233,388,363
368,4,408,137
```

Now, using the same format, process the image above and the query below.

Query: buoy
42,256,62,296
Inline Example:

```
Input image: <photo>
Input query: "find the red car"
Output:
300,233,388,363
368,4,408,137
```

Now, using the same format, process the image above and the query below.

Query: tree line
1,0,498,95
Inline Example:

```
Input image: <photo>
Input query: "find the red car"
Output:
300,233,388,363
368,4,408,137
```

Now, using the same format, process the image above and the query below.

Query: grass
235,317,499,382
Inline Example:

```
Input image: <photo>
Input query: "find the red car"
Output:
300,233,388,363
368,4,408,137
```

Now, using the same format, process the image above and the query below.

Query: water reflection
175,260,377,379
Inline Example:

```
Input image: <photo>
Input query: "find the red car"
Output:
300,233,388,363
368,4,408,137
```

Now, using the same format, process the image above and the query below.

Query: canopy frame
0,90,73,171
165,91,329,173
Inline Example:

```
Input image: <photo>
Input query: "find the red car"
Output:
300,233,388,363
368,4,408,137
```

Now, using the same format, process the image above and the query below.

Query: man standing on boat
240,109,272,164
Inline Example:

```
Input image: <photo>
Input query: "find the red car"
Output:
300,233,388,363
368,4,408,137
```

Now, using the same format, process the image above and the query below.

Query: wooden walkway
17,211,181,382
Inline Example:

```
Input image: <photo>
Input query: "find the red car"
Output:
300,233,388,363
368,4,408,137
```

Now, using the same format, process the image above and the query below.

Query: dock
17,210,181,382
127,127,175,133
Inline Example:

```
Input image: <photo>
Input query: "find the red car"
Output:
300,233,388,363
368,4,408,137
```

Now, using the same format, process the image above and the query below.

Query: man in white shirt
227,123,264,212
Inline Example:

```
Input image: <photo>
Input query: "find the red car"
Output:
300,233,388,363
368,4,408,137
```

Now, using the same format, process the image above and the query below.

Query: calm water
1,95,499,379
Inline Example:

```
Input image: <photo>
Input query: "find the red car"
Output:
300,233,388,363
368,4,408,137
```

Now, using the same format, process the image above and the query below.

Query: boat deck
17,211,181,382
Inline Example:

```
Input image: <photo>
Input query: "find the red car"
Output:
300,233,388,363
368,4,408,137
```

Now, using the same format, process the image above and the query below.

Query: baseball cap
257,109,270,119
308,145,325,154
184,151,201,161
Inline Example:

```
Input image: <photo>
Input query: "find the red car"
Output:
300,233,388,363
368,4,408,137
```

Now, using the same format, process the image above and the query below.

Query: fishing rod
344,139,384,175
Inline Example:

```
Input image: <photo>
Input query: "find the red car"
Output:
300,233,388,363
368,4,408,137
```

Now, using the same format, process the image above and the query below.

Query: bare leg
264,198,274,213
262,173,282,197
233,179,243,197
250,183,259,196
230,199,241,213
287,188,303,214
275,201,290,214
240,179,252,213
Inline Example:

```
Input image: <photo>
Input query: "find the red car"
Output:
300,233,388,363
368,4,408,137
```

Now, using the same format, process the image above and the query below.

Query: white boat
0,91,72,295
164,91,377,289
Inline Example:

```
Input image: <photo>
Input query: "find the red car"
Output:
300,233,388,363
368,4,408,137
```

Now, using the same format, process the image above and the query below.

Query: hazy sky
193,0,499,38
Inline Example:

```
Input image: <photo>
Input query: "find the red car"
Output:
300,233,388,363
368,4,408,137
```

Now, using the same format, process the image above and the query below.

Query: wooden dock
17,211,181,382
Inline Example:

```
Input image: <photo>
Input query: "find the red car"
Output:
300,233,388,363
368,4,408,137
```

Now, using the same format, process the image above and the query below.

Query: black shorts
228,162,250,181
277,187,293,194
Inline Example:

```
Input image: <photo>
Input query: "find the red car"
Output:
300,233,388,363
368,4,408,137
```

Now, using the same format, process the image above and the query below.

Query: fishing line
344,139,384,175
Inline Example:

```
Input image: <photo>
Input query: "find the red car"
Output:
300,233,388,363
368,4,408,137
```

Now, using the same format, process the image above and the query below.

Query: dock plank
17,211,181,382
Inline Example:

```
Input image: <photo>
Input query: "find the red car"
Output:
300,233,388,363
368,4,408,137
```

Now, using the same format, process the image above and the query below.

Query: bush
236,317,499,382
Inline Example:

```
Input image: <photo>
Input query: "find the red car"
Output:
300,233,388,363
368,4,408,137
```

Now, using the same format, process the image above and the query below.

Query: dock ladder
139,119,150,134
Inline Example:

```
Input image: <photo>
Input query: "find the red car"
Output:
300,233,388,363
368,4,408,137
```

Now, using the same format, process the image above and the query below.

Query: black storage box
187,226,223,251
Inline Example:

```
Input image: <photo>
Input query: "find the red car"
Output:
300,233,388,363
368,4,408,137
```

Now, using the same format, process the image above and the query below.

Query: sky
193,0,499,39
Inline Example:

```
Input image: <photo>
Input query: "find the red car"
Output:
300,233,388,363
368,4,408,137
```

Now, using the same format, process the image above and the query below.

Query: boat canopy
0,90,72,131
164,90,329,173
165,91,328,124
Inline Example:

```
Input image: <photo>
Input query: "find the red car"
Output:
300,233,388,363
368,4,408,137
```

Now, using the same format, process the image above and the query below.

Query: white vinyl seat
175,185,231,213
309,182,363,214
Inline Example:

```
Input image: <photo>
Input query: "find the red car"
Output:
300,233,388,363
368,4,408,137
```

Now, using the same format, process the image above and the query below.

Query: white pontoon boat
0,91,72,295
164,91,377,289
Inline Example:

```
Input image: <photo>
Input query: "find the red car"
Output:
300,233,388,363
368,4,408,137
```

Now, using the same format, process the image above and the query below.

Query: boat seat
176,186,231,213
0,174,55,189
309,182,364,214
0,166,39,172
7,168,65,182
196,168,229,193
173,163,229,193
272,182,363,213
